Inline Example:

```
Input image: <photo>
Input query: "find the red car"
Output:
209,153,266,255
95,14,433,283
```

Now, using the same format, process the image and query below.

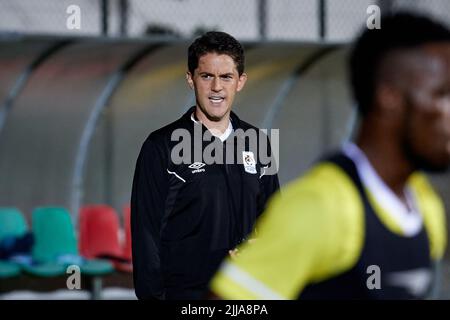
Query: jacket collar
182,106,242,129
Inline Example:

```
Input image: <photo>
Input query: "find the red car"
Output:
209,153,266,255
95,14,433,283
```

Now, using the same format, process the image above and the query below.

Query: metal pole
0,41,72,137
70,44,163,228
319,0,326,40
101,0,109,36
262,46,339,130
259,0,267,40
104,108,113,206
119,0,129,36
90,276,103,300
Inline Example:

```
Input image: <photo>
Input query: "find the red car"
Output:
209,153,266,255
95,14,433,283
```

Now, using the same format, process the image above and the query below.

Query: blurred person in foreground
131,31,279,300
210,12,450,299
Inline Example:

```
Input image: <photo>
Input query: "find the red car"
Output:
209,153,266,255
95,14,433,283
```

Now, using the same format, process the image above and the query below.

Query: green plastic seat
0,207,28,278
0,261,21,278
24,207,78,276
81,259,114,276
22,262,67,277
0,207,27,241
26,207,113,278
32,207,78,263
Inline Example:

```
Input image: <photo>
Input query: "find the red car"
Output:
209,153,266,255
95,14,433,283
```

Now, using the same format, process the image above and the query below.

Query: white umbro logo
189,162,205,170
189,162,206,174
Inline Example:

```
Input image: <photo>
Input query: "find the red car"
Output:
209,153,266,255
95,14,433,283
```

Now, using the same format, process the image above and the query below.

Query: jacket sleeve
260,172,280,214
258,172,280,219
131,136,169,300
257,135,280,217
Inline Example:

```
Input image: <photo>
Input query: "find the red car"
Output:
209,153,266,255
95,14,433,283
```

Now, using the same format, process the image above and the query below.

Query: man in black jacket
131,31,279,300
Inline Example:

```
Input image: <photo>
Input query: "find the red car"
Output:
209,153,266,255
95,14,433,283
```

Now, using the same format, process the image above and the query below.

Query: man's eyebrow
198,72,235,77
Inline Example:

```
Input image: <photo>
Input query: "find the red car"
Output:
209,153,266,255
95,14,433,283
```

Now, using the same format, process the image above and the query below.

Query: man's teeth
210,97,224,102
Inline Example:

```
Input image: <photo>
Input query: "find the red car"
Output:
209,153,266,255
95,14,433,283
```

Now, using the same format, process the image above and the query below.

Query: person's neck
355,122,415,201
195,107,230,135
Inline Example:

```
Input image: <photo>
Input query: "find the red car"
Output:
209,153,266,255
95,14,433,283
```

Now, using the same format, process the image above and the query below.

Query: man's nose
212,78,222,91
442,97,450,116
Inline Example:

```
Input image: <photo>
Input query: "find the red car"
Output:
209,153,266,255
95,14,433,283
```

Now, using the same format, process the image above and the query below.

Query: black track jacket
131,106,279,300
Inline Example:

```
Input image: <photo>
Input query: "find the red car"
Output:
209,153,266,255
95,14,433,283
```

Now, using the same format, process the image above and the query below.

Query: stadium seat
79,205,132,273
22,207,75,276
0,260,21,278
79,205,123,258
0,208,28,278
32,207,77,263
21,206,115,299
25,207,114,279
0,207,28,241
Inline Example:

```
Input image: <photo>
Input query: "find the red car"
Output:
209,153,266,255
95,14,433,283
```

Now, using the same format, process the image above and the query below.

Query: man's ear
375,84,404,116
186,72,194,89
237,73,248,92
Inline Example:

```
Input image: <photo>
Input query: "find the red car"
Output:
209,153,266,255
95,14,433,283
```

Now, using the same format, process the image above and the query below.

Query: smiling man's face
187,52,247,123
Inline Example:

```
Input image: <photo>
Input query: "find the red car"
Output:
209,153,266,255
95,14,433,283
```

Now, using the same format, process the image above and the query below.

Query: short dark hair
349,12,450,116
188,31,245,75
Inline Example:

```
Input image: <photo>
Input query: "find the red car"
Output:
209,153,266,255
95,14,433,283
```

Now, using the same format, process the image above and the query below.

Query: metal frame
0,40,73,136
262,45,340,130
70,43,165,227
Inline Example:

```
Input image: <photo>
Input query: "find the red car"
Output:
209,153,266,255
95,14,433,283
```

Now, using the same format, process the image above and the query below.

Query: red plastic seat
79,205,131,272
